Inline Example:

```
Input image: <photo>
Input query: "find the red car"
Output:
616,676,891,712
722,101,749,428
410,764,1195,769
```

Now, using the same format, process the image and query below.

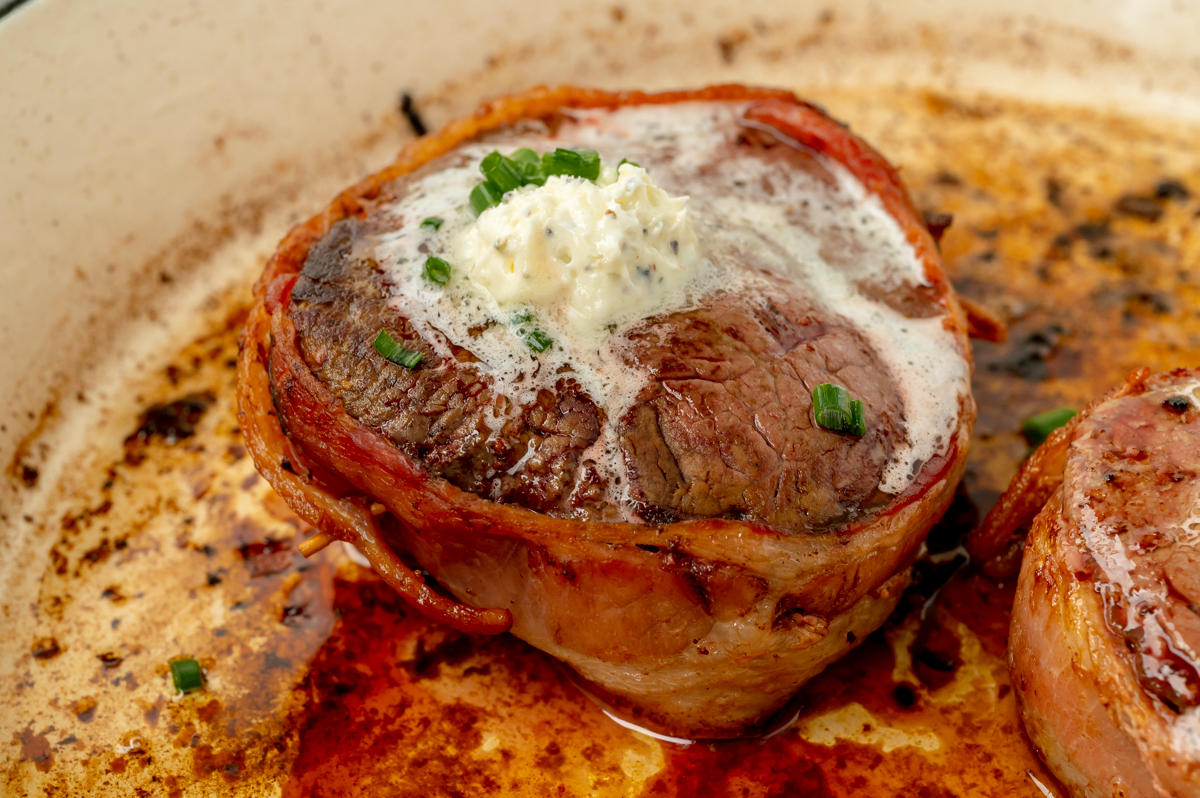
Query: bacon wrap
237,85,975,736
994,368,1200,796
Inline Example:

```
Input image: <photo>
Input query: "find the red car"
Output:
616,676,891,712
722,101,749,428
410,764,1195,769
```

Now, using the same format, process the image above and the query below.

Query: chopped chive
480,151,525,193
470,148,604,214
618,158,640,169
469,147,606,215
510,148,545,184
511,310,533,325
812,383,866,436
470,181,505,216
423,256,452,285
1021,407,1077,447
373,330,423,369
848,399,866,437
169,657,204,693
525,329,553,353
510,148,540,168
542,148,601,181
419,216,444,230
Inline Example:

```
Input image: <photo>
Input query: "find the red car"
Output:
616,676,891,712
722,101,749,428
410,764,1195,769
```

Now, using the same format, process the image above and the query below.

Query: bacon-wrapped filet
237,86,975,737
969,369,1200,796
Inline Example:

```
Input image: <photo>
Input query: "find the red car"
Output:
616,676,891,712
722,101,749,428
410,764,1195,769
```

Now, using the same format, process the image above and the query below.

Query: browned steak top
284,107,926,531
1062,371,1200,712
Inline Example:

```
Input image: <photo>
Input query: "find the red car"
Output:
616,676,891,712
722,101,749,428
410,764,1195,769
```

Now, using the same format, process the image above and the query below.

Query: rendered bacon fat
237,86,975,737
982,369,1200,796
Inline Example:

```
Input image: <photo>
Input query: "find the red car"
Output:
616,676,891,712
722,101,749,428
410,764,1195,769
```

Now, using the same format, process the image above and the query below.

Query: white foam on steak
373,102,968,501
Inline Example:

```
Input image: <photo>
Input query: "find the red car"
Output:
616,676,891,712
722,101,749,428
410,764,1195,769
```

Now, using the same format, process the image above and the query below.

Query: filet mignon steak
986,368,1200,797
238,86,975,736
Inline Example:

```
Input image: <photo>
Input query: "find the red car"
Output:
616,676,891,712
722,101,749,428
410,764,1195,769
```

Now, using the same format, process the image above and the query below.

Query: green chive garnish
849,398,866,435
512,310,533,325
480,151,525,193
1021,407,1077,447
170,657,204,693
812,384,867,436
423,256,452,285
510,148,539,167
419,216,444,230
542,148,601,181
470,181,505,216
373,330,423,369
618,158,640,169
470,148,605,215
510,148,545,185
525,329,553,353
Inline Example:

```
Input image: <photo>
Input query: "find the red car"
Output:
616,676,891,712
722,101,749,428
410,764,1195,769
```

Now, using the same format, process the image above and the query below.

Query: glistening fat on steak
971,368,1200,797
238,86,976,737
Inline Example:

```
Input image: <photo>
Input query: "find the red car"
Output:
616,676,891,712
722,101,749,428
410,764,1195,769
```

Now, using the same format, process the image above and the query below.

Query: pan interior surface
4,2,1200,795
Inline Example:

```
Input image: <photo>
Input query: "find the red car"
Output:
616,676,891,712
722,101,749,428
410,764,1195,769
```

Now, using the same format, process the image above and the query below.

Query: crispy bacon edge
236,84,974,634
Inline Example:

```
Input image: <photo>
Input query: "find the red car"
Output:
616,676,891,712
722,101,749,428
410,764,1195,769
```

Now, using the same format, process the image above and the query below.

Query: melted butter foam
373,102,969,512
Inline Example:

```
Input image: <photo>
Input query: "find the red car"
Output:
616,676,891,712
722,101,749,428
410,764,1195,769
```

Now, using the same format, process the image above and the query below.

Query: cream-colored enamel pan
4,1,1200,796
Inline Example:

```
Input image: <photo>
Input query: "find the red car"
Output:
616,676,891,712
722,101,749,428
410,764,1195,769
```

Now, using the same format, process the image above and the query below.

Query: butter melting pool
6,86,1200,796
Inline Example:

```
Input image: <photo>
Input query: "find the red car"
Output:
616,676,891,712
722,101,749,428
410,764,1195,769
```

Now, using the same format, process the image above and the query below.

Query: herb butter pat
460,163,702,331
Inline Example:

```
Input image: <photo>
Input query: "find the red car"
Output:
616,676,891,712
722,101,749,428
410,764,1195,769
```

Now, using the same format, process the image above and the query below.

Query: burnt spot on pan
1114,194,1164,222
18,725,54,774
31,636,62,660
123,392,216,464
984,323,1067,382
236,537,293,578
922,210,954,244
